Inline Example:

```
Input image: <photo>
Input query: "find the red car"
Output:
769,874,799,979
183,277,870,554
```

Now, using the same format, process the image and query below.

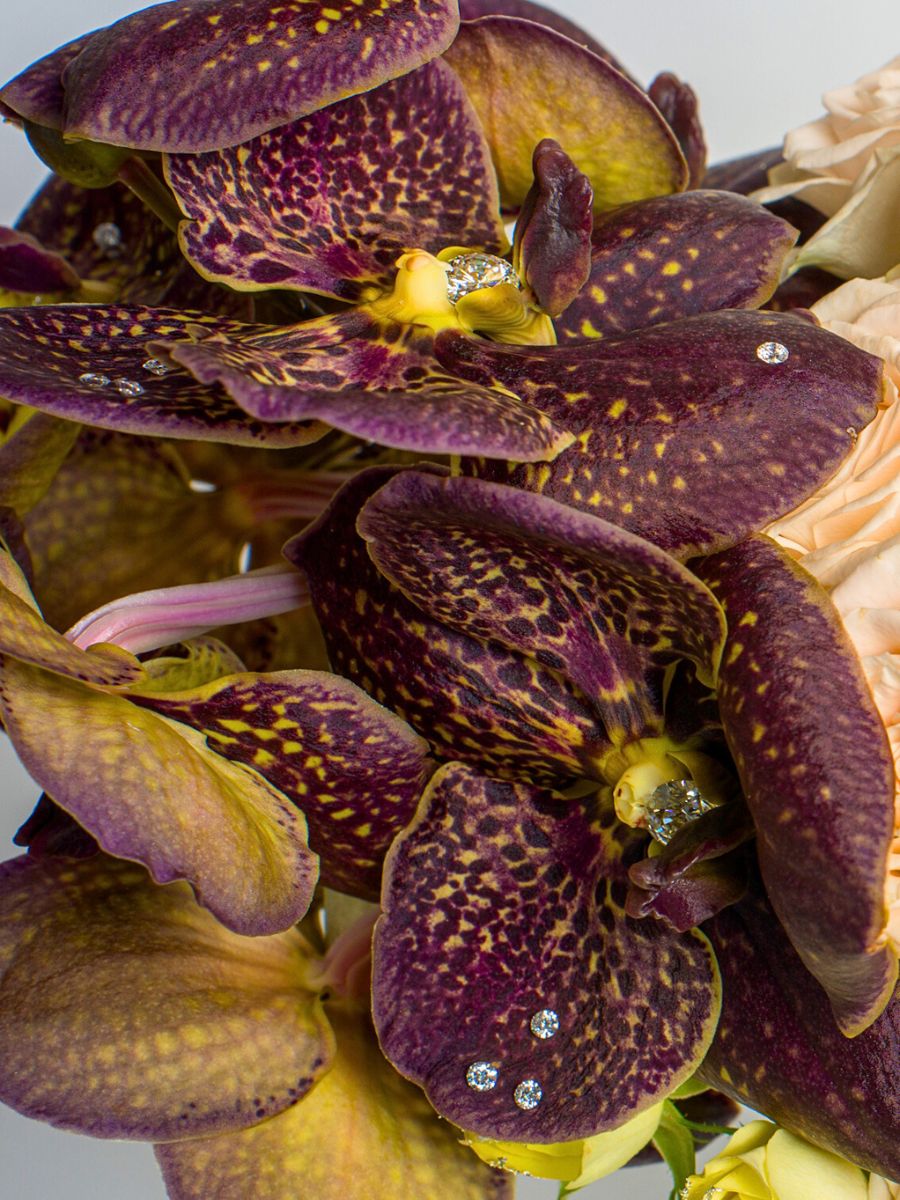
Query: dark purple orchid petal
373,763,721,1140
441,310,884,557
700,882,900,1180
133,669,434,900
4,0,459,153
647,73,706,189
0,854,334,1139
698,536,898,1035
286,467,617,782
766,267,843,313
554,191,796,343
16,174,253,315
512,139,592,317
444,17,686,213
0,305,326,446
702,148,783,194
457,0,628,72
0,35,88,129
0,227,79,294
358,470,725,746
167,60,505,301
160,309,573,461
14,793,99,859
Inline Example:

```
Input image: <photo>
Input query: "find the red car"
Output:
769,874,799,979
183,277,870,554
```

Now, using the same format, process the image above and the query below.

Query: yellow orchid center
362,248,556,346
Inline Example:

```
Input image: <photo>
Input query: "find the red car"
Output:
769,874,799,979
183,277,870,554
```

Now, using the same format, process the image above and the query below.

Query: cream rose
753,59,900,279
766,277,900,953
681,1120,894,1200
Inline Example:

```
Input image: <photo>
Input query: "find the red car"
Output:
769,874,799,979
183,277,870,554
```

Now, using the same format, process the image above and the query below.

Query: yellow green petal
765,1130,869,1200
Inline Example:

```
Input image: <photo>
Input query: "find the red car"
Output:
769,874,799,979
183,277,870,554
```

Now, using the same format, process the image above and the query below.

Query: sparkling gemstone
92,222,123,254
756,340,789,364
529,1009,560,1040
466,1061,498,1092
78,372,111,388
142,358,170,375
445,252,521,304
645,779,715,845
113,378,145,397
513,1078,542,1110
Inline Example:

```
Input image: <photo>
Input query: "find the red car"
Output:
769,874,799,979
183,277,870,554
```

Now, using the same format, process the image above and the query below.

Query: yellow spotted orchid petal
156,1008,511,1200
0,855,334,1141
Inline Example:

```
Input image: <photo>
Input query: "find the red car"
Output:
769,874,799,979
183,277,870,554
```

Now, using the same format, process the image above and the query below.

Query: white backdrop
2,2,899,1197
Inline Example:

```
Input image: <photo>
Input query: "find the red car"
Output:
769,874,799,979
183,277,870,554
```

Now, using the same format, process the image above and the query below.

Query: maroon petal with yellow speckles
0,305,326,446
359,470,725,744
167,60,505,300
553,191,797,343
698,536,898,1035
443,17,686,214
0,227,79,295
160,309,572,461
0,35,87,129
442,310,884,557
647,73,707,190
4,0,459,153
373,763,721,1140
457,0,627,73
132,669,434,900
700,882,900,1179
0,855,334,1139
512,139,592,318
286,467,621,783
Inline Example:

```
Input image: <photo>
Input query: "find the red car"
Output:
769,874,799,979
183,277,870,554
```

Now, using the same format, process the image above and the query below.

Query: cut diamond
113,378,145,397
78,372,110,388
513,1078,542,1110
646,779,716,845
466,1061,498,1091
92,222,123,254
756,340,789,364
529,1009,560,1040
445,253,520,304
142,358,170,375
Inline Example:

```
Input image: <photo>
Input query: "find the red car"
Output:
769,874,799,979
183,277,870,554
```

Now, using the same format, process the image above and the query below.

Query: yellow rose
766,280,900,955
681,1120,873,1200
753,59,900,279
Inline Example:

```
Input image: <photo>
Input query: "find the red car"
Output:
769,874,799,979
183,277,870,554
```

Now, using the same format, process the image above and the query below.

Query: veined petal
441,310,885,557
700,883,900,1180
0,657,318,936
157,1008,511,1200
0,35,87,129
0,305,327,446
0,855,333,1140
554,191,797,343
286,467,626,783
359,470,725,744
162,309,572,461
0,410,79,516
457,0,627,71
0,226,79,295
698,536,898,1034
373,763,720,1140
3,0,460,153
132,669,434,899
167,60,505,300
443,17,686,212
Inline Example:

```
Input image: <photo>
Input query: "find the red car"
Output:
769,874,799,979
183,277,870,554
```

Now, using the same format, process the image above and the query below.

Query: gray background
2,1,898,1196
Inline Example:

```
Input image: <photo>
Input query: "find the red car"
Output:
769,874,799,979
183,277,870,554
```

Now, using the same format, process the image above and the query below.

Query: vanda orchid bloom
1,2,900,1199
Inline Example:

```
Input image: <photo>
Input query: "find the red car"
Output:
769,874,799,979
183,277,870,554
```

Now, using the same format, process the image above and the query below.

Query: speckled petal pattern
167,60,505,300
0,305,327,446
553,190,796,343
0,855,333,1139
443,16,686,212
158,1009,513,1200
699,537,898,1035
373,763,721,1140
443,310,884,557
134,669,434,899
4,0,460,152
0,35,88,129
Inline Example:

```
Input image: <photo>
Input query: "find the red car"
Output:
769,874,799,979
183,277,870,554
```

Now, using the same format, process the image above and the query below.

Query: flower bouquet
0,3,897,1198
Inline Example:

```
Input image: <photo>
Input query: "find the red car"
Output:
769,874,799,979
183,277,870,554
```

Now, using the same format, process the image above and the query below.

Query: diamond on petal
92,222,123,255
142,358,171,375
646,779,715,845
529,1009,560,1040
78,372,111,388
756,340,789,364
513,1078,542,1110
446,253,521,304
113,378,145,397
466,1061,499,1091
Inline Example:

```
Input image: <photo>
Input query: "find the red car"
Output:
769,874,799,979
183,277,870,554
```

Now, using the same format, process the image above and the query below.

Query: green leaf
652,1100,696,1198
